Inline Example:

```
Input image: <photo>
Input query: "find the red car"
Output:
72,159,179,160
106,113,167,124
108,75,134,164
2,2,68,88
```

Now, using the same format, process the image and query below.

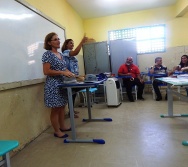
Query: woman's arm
43,63,74,77
181,66,188,71
69,36,88,56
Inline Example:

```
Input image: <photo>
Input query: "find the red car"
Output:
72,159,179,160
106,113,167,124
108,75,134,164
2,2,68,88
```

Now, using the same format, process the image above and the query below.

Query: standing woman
61,36,88,118
42,32,75,138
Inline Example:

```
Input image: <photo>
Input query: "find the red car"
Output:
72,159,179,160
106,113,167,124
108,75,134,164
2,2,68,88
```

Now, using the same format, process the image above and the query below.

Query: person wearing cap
118,57,145,102
149,57,168,101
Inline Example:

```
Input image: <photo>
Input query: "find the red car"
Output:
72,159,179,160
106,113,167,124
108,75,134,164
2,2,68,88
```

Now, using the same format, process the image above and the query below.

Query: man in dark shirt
118,57,145,102
149,57,168,101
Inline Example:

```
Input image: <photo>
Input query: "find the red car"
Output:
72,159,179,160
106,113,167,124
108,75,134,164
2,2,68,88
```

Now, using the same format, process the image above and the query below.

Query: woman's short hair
44,32,57,50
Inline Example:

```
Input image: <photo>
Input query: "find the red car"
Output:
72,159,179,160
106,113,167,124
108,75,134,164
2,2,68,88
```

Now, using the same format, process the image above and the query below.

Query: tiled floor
11,94,188,167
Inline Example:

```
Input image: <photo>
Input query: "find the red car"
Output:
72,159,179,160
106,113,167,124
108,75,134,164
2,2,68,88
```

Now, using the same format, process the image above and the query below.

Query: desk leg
67,87,76,140
86,87,92,120
64,87,106,144
167,84,173,117
82,88,112,122
161,84,187,118
161,84,178,117
1,153,11,167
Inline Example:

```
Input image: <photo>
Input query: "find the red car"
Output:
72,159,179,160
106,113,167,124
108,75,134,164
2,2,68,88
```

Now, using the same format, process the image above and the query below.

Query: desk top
156,77,188,86
58,79,106,88
148,73,167,77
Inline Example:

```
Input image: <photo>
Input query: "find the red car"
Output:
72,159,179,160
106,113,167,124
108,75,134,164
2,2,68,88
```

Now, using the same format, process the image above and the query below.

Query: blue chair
0,140,19,167
79,88,98,107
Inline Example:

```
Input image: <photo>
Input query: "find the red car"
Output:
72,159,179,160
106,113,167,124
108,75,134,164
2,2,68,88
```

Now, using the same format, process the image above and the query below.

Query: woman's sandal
54,133,68,138
60,128,71,132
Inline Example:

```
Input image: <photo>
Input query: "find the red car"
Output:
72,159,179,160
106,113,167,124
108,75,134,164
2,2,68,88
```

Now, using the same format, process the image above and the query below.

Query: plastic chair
79,88,98,107
120,83,137,101
0,140,19,167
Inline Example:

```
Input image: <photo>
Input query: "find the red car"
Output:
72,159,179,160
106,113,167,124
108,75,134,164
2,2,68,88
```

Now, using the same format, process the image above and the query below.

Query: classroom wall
83,4,188,71
0,0,85,151
2,0,188,151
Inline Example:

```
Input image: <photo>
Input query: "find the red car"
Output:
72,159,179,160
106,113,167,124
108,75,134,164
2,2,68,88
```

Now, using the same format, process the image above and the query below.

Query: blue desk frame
156,77,188,146
58,79,112,144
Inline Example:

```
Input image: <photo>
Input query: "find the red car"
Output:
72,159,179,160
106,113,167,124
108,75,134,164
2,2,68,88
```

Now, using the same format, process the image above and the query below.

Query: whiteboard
0,0,66,84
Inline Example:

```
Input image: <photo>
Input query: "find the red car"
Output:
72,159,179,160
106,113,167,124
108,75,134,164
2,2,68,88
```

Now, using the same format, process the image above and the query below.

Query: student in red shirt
118,57,145,102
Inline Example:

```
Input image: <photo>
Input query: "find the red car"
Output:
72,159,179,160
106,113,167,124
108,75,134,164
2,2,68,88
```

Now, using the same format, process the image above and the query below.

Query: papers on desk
177,74,188,79
63,77,77,84
157,77,188,86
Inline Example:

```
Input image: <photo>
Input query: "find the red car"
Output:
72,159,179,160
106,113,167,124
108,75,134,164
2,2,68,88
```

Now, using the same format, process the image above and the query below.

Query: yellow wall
84,5,188,47
176,0,188,16
83,4,188,71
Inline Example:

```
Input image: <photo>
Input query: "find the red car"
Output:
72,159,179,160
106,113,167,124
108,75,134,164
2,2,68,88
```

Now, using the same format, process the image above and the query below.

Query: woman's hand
82,36,88,43
62,70,75,77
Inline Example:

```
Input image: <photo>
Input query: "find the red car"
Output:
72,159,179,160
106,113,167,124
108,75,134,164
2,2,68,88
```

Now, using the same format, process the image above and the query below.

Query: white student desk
58,79,112,144
156,77,188,146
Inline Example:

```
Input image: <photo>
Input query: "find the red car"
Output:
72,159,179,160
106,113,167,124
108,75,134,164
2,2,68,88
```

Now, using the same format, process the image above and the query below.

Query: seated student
149,57,168,101
172,55,188,96
173,55,188,73
118,57,145,102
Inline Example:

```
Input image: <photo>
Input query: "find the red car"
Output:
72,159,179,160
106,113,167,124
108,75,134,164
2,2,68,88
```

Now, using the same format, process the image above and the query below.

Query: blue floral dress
62,50,79,75
42,50,68,108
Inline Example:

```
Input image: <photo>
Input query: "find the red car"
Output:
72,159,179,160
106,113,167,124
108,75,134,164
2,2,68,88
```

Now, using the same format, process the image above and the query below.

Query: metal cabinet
83,41,110,74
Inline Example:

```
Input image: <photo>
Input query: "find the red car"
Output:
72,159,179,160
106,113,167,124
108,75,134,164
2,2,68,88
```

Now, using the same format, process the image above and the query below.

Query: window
108,25,165,54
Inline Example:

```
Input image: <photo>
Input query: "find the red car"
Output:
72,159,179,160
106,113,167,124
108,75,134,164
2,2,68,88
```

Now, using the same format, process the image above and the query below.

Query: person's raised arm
69,35,88,56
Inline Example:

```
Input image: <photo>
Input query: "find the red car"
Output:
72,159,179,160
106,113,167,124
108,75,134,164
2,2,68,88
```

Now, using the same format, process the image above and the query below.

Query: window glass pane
151,39,164,52
108,24,165,54
137,40,151,54
151,26,164,39
136,27,151,40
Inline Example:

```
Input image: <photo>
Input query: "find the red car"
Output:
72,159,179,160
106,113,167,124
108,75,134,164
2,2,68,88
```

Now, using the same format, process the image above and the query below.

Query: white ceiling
66,0,177,19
